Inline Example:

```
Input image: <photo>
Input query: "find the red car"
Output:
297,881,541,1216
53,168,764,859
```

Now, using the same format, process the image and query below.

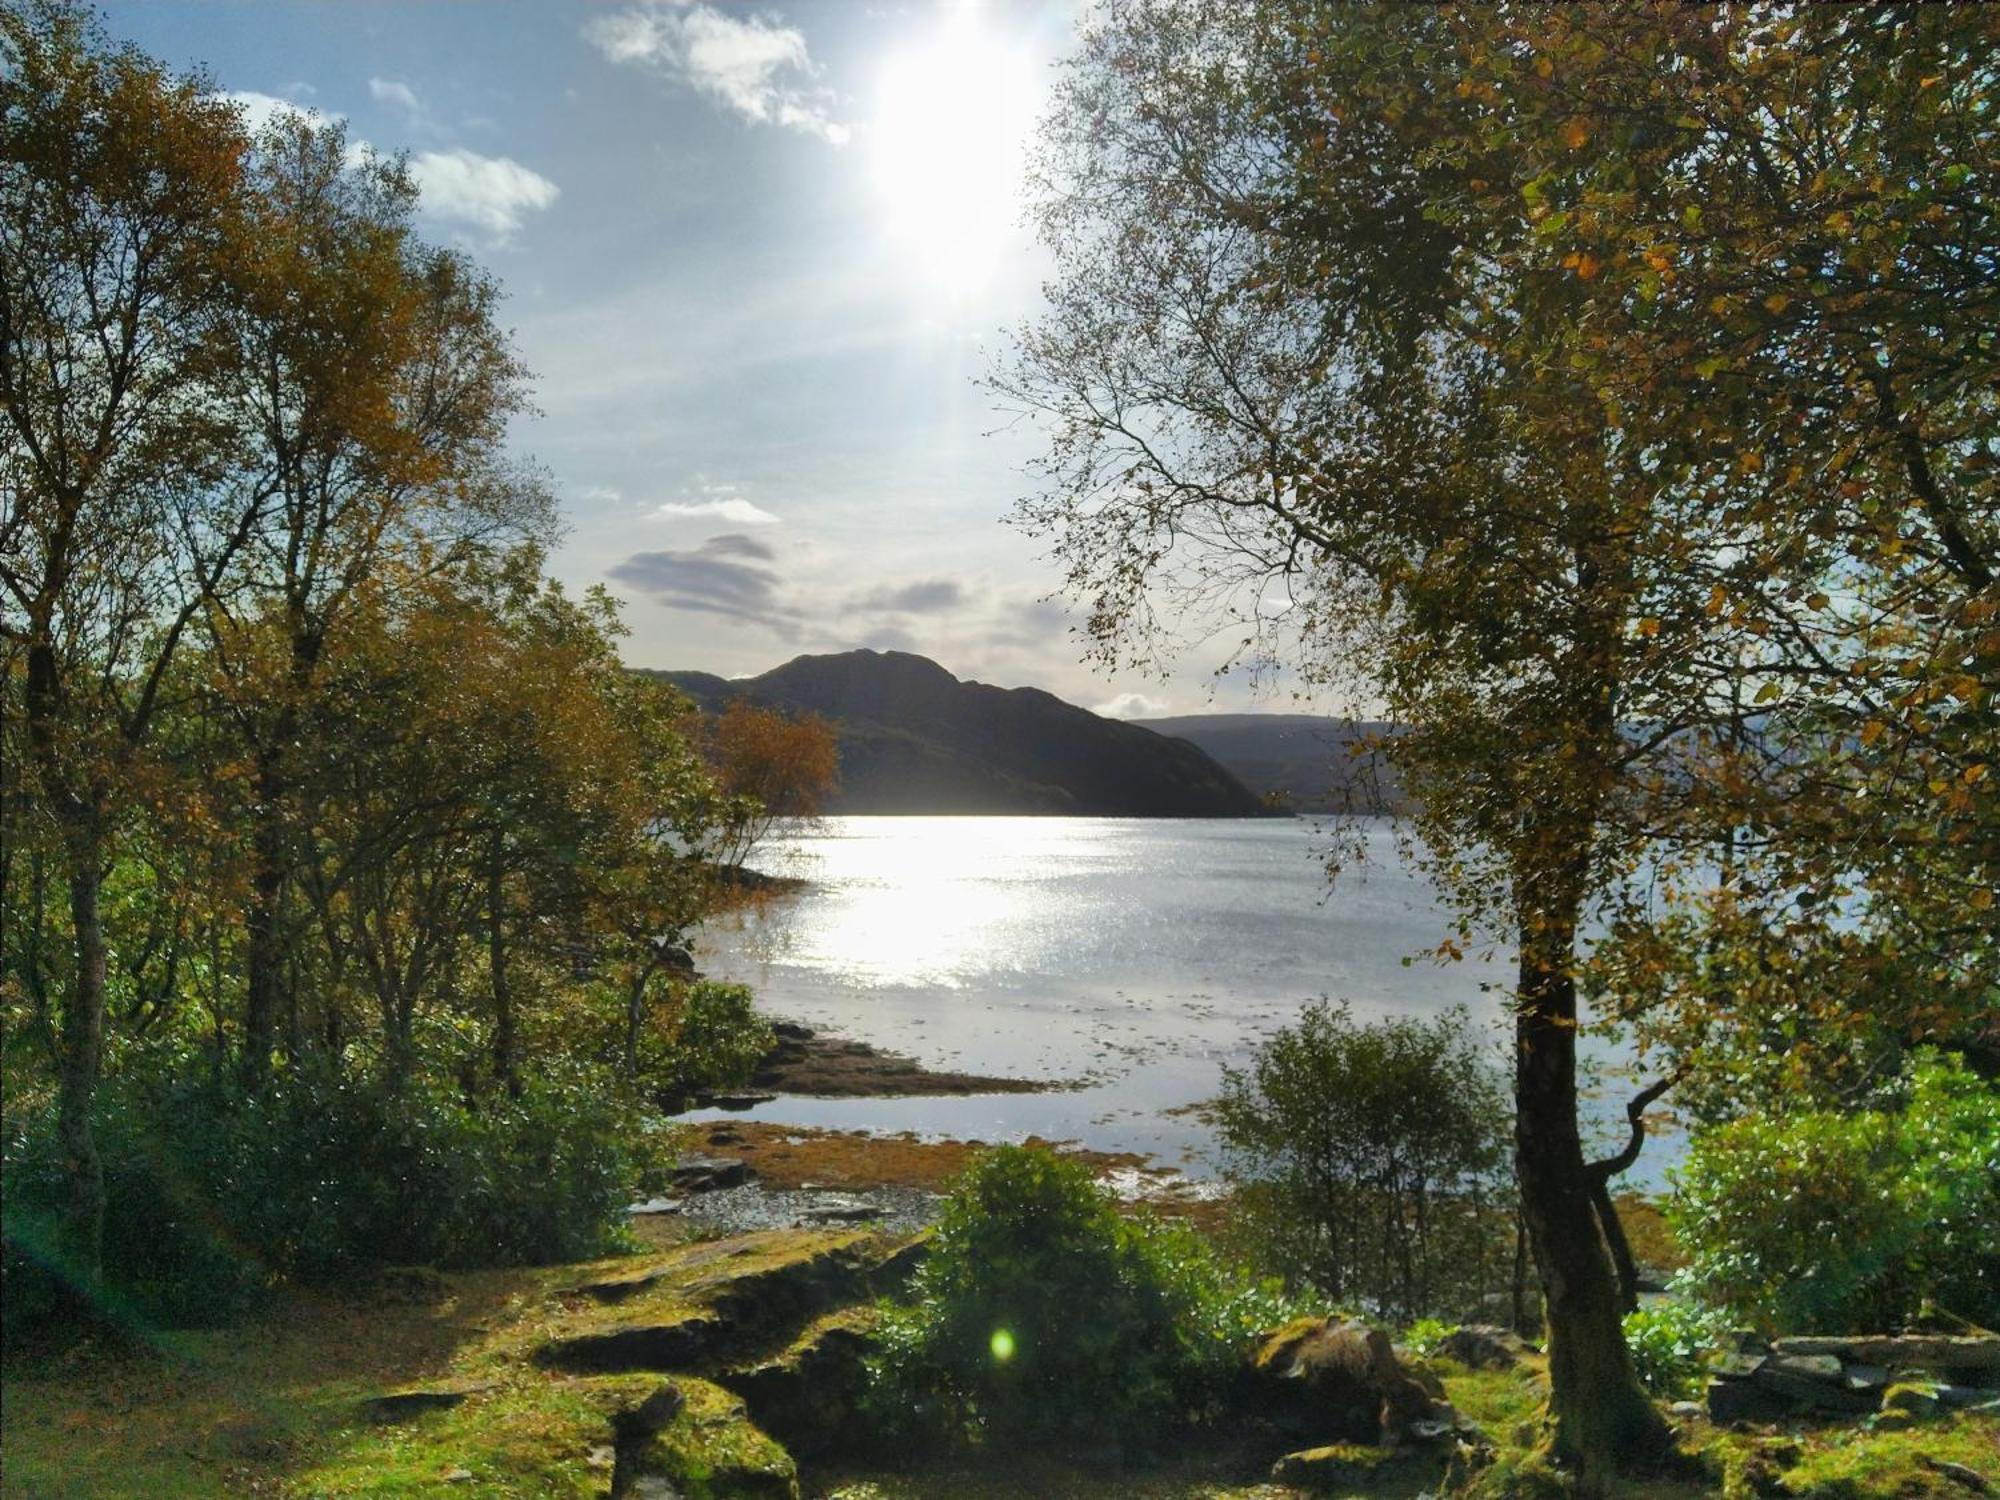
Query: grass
4,1205,1994,1499
0,1231,834,1500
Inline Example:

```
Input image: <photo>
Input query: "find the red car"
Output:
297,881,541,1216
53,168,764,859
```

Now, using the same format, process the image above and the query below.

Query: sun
869,14,1036,296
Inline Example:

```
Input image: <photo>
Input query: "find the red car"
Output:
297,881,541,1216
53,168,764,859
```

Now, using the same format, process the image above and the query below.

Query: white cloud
1092,691,1169,720
648,496,781,526
409,149,560,239
584,1,849,145
220,92,556,243
221,89,339,136
368,76,421,115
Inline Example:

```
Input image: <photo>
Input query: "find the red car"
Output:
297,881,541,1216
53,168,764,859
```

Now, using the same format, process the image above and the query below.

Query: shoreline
695,1018,1056,1106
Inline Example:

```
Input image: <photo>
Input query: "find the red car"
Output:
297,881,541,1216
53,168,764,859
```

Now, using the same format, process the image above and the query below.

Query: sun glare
869,14,1035,296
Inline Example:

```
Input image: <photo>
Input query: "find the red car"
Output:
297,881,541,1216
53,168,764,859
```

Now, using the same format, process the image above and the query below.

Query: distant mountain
647,650,1271,817
1131,713,1408,814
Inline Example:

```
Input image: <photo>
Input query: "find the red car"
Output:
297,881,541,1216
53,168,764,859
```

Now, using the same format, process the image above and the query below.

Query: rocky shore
739,1020,1053,1101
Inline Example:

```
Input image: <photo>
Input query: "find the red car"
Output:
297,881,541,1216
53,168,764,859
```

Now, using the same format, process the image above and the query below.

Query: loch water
690,816,1667,1185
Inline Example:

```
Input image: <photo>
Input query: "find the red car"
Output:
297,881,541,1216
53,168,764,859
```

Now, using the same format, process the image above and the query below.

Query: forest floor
3,1129,1994,1499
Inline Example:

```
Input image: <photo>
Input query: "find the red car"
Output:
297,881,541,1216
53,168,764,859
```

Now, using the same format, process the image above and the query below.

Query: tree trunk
242,743,287,1087
487,833,518,1096
1515,916,1671,1481
58,832,109,1294
1593,1180,1642,1315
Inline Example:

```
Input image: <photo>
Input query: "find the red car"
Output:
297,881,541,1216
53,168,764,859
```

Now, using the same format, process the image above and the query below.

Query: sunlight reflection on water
692,817,1667,1185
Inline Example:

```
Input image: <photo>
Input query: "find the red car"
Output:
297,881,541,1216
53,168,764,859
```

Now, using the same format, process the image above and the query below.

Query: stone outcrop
724,1307,883,1459
1242,1318,1460,1448
539,1230,924,1378
1705,1331,2000,1426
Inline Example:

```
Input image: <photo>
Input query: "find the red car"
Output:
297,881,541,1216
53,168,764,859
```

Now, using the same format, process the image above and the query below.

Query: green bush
1622,1291,1730,1398
1215,1001,1513,1322
867,1144,1301,1450
1402,1317,1459,1357
2,1057,665,1338
1669,1050,2000,1333
651,980,773,1107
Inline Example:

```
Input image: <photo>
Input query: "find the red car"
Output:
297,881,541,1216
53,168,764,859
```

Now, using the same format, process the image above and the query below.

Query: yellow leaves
1709,294,1733,317
1971,887,1996,912
1806,591,1830,612
1919,74,1942,89
1563,251,1603,279
1859,720,1886,748
1561,117,1591,150
1705,584,1729,618
1965,763,1991,786
1763,293,1790,315
1535,55,1554,80
1636,616,1661,638
1738,450,1764,475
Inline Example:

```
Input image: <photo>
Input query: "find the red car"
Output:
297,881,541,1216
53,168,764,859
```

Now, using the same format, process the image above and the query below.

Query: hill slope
1132,713,1407,813
650,651,1270,817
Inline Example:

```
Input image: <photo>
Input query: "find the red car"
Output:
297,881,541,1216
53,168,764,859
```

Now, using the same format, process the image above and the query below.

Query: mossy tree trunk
1515,903,1672,1483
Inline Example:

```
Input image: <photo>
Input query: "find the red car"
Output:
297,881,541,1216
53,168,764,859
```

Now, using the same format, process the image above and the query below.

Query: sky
100,0,1281,718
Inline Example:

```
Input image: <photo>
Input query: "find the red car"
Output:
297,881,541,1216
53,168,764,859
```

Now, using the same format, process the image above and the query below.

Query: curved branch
1587,1070,1682,1184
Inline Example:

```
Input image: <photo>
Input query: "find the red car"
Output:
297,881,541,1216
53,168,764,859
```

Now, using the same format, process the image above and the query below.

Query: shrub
1622,1291,1730,1398
867,1144,1302,1450
1669,1049,2000,1332
2,1056,666,1338
650,980,773,1107
1402,1317,1459,1357
1215,1000,1514,1322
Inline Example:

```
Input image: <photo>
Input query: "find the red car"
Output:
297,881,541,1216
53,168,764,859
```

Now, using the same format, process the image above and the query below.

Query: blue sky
101,0,1269,717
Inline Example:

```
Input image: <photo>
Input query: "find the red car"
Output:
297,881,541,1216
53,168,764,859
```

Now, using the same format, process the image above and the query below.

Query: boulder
1243,1319,1447,1446
1752,1363,1877,1414
669,1155,754,1194
1706,1374,1792,1426
1431,1325,1527,1371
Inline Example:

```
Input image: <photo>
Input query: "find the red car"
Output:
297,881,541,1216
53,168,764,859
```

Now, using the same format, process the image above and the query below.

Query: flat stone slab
1770,1334,2000,1371
1768,1352,1844,1382
1753,1366,1878,1413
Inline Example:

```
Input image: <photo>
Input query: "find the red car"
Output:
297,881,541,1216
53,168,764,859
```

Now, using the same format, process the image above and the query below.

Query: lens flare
990,1327,1016,1363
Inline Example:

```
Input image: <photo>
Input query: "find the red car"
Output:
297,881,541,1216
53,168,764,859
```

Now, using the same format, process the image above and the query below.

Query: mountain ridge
1132,713,1407,813
643,650,1272,817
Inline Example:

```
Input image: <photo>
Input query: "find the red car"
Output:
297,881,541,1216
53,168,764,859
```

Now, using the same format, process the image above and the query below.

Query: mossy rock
621,1377,798,1500
726,1305,884,1459
1880,1382,1941,1419
1270,1442,1413,1491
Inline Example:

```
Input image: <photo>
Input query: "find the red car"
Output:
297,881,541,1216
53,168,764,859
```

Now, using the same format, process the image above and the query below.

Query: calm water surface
691,817,1663,1183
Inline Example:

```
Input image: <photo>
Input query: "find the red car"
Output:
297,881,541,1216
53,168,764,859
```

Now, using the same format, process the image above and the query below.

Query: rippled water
692,817,1662,1182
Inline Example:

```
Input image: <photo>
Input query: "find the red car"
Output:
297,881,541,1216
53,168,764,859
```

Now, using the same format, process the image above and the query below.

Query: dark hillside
646,651,1270,817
